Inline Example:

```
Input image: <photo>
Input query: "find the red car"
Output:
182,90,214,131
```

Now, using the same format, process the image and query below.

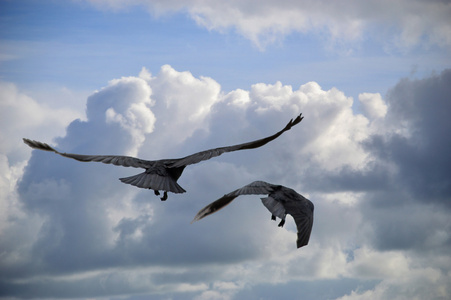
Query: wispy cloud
84,0,451,50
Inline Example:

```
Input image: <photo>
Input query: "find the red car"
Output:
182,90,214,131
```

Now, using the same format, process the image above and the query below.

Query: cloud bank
84,0,451,49
0,66,450,299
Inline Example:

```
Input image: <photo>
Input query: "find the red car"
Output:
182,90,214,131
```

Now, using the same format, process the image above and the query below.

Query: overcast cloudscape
1,0,450,299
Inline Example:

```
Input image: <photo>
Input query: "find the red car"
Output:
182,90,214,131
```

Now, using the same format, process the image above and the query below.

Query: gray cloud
367,69,451,202
370,73,448,198
1,66,450,299
306,70,451,257
310,69,451,200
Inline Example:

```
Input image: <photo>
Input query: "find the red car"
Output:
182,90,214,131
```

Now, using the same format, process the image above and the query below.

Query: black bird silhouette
192,181,314,248
23,114,303,200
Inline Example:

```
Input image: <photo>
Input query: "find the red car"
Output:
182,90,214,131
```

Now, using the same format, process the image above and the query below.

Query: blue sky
1,0,451,299
2,0,448,97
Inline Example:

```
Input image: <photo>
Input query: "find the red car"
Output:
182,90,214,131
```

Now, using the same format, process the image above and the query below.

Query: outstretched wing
23,138,152,169
284,197,314,248
169,113,303,168
191,181,277,223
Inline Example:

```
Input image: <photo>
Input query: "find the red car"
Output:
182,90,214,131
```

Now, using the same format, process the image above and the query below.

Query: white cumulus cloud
1,66,450,299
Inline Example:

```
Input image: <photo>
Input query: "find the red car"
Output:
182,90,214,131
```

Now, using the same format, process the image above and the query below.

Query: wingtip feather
23,138,56,152
284,113,303,131
191,207,211,224
292,113,303,126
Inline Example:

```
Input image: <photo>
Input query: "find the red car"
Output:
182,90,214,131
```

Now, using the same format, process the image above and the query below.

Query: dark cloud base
0,277,380,300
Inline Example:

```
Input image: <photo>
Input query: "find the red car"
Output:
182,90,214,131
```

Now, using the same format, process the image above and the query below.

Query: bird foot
154,190,160,196
278,219,285,227
160,191,168,201
271,215,276,221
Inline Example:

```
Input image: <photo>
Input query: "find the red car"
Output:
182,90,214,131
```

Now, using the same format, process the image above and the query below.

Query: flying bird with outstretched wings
192,181,314,249
23,114,303,200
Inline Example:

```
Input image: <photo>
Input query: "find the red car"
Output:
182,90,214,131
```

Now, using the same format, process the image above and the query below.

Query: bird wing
23,138,153,169
169,113,303,168
191,181,277,223
283,198,314,248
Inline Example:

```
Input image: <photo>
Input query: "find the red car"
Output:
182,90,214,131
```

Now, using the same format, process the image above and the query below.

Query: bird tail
120,172,186,194
261,196,286,220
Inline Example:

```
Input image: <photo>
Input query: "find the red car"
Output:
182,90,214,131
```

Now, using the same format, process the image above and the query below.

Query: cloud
0,81,83,239
339,254,450,300
358,93,387,120
306,70,451,254
326,69,451,299
1,66,450,299
83,0,451,49
365,69,451,203
0,82,82,163
86,74,156,155
145,64,222,152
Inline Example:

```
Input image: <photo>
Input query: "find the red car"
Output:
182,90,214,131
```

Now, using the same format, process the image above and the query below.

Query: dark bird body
23,114,303,200
192,181,314,248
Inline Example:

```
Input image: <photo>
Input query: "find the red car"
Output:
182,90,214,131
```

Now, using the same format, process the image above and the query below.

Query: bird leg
154,190,160,196
271,215,284,227
160,191,168,201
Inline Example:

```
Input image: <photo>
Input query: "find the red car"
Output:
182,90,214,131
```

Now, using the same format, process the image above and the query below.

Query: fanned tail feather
119,172,186,193
261,196,286,220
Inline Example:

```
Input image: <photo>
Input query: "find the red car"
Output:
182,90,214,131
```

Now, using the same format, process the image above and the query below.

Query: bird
191,181,314,249
23,113,303,201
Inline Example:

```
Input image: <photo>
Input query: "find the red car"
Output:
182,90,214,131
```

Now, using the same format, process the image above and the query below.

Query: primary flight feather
192,181,314,249
23,113,303,200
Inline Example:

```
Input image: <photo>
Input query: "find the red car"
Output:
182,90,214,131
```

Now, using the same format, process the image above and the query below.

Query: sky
1,0,451,299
